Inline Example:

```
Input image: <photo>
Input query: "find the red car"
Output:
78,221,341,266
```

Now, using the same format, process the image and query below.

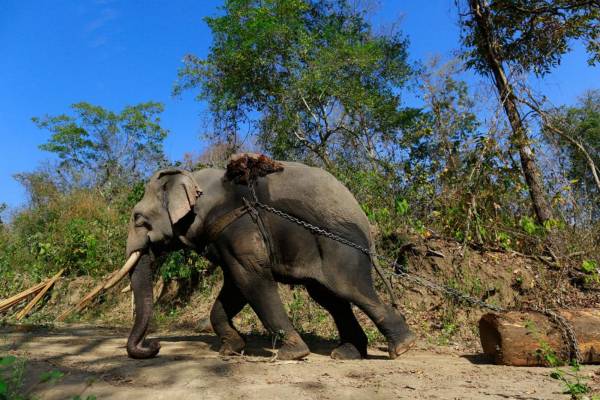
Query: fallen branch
0,281,48,313
15,269,64,320
518,92,600,194
57,251,142,321
57,272,115,322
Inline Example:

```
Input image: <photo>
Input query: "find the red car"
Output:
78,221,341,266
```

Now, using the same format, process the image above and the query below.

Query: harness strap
205,201,277,267
206,206,250,242
242,198,278,266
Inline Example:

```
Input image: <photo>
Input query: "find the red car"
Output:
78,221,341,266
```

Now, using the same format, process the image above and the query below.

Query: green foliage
159,250,210,281
546,90,600,206
459,0,600,76
38,370,64,385
395,198,409,217
175,0,416,168
519,216,540,235
526,320,594,399
287,288,306,327
0,355,94,400
0,356,25,400
32,102,168,190
0,203,7,225
550,361,593,400
0,183,144,296
581,259,599,284
582,259,598,273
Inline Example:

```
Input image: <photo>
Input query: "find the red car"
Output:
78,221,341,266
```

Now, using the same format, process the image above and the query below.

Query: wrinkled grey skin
125,162,415,360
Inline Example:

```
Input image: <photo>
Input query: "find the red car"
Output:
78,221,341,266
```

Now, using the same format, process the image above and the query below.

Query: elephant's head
126,168,202,257
123,168,202,359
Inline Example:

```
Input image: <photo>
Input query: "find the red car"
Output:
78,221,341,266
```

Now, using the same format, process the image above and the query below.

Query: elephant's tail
370,242,399,310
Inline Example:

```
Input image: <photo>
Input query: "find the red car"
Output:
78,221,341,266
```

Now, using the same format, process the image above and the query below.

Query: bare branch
518,92,600,194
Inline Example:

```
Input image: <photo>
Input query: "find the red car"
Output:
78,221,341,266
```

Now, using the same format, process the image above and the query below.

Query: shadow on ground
0,324,571,400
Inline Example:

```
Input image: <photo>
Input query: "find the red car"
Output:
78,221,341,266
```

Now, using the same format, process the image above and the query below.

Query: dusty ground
2,324,597,400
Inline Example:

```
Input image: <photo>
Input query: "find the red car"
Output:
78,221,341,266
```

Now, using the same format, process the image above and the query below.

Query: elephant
123,157,415,360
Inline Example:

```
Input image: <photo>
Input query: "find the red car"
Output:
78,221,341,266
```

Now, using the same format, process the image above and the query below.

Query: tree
419,59,480,185
174,0,416,170
545,91,600,201
0,203,6,225
457,0,599,224
32,102,168,190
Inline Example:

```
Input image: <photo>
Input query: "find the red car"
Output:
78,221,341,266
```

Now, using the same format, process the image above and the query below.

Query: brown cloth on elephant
225,153,284,185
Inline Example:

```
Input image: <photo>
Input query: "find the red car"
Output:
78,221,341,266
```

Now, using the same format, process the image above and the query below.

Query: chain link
246,180,581,362
536,308,582,363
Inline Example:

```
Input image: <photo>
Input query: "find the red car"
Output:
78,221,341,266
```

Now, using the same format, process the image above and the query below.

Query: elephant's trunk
127,252,160,359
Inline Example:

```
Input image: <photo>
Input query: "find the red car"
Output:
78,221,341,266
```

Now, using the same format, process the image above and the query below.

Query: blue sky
1,0,598,211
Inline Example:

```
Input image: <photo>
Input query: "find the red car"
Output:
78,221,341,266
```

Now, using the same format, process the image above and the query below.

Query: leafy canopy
547,90,600,199
32,102,168,189
175,0,415,167
459,0,600,76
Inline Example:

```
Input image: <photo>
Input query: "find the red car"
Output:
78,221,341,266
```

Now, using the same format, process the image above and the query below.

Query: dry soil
2,324,598,399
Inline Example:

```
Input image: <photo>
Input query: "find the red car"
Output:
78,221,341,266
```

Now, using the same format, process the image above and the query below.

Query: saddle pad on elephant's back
225,153,284,185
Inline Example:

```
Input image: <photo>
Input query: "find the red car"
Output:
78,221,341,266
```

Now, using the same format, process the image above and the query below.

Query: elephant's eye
134,213,147,227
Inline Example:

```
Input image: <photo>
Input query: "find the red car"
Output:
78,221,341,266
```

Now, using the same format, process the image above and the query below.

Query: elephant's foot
331,343,363,360
218,333,246,356
276,332,310,360
388,331,416,359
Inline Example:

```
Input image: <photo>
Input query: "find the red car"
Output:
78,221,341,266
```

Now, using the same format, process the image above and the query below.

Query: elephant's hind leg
210,272,247,356
306,283,367,359
339,283,415,359
321,248,415,359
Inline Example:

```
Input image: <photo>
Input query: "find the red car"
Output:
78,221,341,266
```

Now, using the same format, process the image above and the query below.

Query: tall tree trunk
468,0,553,224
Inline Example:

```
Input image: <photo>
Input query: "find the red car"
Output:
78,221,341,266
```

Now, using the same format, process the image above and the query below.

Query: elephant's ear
158,169,202,224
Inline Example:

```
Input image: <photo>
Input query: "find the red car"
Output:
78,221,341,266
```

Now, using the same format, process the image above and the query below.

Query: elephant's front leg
210,272,248,355
248,281,310,360
225,259,310,360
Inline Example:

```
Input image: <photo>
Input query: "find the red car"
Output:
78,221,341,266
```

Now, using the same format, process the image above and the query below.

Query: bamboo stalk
16,269,64,320
0,281,47,313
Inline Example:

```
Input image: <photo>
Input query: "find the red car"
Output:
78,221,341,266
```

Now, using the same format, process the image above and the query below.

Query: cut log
0,281,48,313
479,309,600,366
15,269,64,320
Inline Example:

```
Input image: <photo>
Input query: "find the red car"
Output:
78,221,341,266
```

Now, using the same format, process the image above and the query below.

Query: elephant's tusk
104,251,142,290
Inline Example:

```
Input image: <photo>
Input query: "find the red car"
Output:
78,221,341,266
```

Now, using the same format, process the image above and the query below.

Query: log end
479,313,502,363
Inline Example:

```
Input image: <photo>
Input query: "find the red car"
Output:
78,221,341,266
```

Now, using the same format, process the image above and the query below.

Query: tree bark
468,0,553,224
480,309,600,366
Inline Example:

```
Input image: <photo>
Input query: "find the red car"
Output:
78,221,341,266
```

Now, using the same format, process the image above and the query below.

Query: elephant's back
263,162,371,246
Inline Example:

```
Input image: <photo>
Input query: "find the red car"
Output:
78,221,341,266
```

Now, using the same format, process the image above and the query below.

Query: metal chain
246,180,581,362
536,308,582,363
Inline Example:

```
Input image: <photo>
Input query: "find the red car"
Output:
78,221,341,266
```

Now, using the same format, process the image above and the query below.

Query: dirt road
1,325,596,399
